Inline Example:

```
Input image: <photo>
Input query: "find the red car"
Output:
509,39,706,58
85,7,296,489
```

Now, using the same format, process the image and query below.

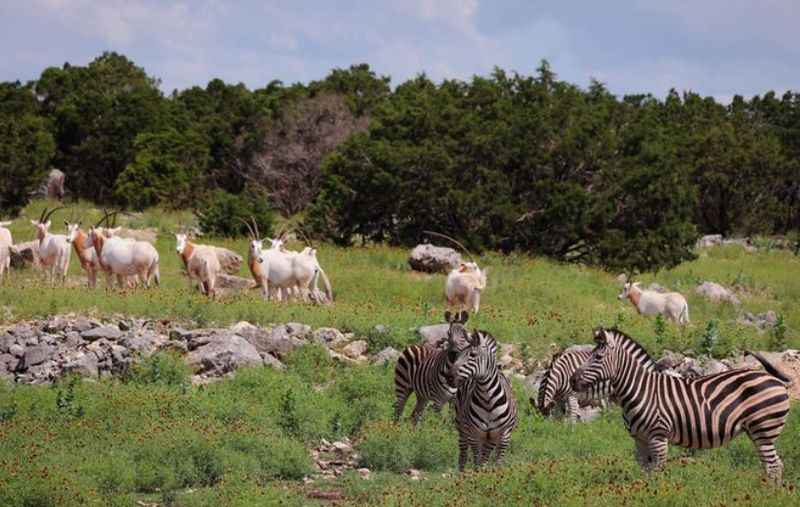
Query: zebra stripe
571,328,791,482
535,346,614,422
450,329,518,471
393,313,471,424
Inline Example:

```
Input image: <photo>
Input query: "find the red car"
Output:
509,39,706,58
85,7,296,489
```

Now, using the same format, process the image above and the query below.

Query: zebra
393,310,470,425
449,328,518,471
571,327,792,483
535,346,614,422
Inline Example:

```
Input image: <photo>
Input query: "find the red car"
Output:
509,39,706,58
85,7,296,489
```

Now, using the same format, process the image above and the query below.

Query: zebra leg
479,441,496,468
634,438,651,469
458,432,470,472
410,398,428,426
748,431,784,484
494,431,512,466
567,396,580,423
393,389,411,422
646,436,669,472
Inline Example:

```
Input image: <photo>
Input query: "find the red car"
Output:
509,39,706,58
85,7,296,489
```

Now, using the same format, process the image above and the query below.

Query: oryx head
64,220,83,244
175,233,189,254
31,206,64,238
617,281,639,300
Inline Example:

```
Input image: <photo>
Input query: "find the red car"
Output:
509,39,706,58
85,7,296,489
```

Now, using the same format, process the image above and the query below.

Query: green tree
114,128,210,210
0,114,55,215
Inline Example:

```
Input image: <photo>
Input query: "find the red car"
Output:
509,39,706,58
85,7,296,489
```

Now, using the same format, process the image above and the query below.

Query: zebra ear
470,331,480,347
593,328,608,344
444,311,453,324
457,311,468,324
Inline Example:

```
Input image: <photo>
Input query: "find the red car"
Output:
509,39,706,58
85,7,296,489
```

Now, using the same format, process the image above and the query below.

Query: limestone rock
696,281,741,305
81,326,123,341
186,333,263,376
408,244,461,274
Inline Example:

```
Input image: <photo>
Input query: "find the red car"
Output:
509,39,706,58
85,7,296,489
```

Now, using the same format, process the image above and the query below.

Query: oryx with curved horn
425,231,488,314
175,227,221,299
240,217,272,300
30,206,71,284
89,210,160,289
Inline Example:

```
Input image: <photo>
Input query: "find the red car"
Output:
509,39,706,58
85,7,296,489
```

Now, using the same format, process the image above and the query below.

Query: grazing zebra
449,329,518,471
393,311,470,425
571,327,791,482
535,346,614,422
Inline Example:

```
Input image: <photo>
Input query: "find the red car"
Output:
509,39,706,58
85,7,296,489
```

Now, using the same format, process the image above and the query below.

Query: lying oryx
30,207,71,284
175,233,221,298
618,281,689,325
445,262,487,314
89,213,160,289
0,220,12,282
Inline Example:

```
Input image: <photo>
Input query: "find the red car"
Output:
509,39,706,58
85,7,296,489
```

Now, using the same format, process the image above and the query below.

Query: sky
1,0,798,102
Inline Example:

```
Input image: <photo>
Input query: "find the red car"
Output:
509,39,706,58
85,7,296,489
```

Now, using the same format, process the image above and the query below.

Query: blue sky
1,1,797,102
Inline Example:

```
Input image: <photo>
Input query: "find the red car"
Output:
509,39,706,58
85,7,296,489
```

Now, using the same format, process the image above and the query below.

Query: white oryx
30,207,71,284
445,261,488,314
88,213,160,289
0,219,12,282
618,281,689,325
175,233,221,298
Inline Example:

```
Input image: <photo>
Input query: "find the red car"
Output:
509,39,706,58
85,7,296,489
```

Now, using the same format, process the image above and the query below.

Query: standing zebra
535,346,615,422
571,328,791,482
449,328,518,471
393,311,470,425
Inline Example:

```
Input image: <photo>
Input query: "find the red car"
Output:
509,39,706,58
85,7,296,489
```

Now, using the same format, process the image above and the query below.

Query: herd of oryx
0,209,793,482
0,208,332,303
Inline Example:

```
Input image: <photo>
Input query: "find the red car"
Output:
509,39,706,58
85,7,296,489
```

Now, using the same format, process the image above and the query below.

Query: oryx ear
444,311,453,324
44,220,51,228
30,220,38,226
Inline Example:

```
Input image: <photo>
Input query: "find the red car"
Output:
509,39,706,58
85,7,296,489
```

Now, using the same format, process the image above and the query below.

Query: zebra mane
606,327,657,369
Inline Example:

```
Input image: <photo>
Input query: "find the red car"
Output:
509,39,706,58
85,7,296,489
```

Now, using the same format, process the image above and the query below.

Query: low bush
358,420,457,472
197,189,274,238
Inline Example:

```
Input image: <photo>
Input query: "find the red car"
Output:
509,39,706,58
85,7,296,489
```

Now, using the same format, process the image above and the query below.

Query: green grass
3,199,800,505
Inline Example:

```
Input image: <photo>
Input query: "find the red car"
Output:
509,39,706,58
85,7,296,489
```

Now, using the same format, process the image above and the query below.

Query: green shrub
284,343,338,384
197,189,274,238
126,352,190,388
225,433,311,481
358,420,456,472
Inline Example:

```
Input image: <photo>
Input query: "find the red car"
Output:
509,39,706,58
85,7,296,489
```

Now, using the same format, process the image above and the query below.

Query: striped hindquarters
394,344,454,421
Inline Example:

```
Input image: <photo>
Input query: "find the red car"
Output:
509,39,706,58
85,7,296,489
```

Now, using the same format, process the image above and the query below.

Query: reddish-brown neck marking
72,229,93,264
627,285,642,309
179,242,195,267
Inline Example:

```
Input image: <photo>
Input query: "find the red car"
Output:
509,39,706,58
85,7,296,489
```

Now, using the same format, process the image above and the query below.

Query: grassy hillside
2,200,799,357
2,200,800,506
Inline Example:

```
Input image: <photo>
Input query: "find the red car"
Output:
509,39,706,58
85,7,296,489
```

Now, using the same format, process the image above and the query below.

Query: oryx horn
423,230,477,263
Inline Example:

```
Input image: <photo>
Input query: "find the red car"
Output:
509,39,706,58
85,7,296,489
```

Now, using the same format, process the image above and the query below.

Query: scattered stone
647,283,667,293
215,274,255,291
0,354,20,374
261,353,286,370
119,332,167,356
417,324,450,348
372,347,400,365
342,340,368,360
408,244,461,274
738,311,779,331
9,241,40,269
312,327,347,347
406,468,422,481
696,281,741,305
62,352,99,378
23,345,53,368
696,234,723,249
81,326,123,341
616,273,627,284
72,317,96,333
214,247,243,275
8,343,24,358
357,468,371,479
186,333,263,376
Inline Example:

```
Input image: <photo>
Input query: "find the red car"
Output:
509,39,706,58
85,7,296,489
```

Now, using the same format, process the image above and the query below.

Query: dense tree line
1,52,798,271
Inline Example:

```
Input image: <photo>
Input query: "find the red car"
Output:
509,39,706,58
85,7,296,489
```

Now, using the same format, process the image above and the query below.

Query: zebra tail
745,351,793,386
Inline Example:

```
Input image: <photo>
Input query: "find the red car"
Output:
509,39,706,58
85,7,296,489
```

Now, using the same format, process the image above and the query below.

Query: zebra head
535,351,563,416
448,330,498,387
443,310,471,350
571,328,620,393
